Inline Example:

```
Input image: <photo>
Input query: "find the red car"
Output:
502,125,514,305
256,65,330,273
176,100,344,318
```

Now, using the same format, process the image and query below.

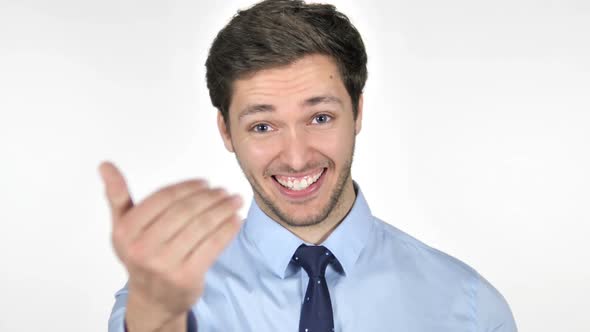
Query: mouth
271,168,327,201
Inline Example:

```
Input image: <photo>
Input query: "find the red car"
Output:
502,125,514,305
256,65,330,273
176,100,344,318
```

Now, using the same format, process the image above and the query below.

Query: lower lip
272,169,327,201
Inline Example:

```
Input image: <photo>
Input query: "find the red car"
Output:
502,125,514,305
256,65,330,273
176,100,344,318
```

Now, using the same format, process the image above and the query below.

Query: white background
1,0,588,331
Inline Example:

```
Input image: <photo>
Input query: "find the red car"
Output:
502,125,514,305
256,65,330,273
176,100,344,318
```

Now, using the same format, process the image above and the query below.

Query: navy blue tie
292,244,337,332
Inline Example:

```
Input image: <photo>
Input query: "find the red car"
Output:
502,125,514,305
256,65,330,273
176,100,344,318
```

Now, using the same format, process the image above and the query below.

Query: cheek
236,138,281,170
312,128,355,162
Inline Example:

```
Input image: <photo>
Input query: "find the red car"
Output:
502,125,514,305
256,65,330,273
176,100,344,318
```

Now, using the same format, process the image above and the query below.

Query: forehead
229,54,349,113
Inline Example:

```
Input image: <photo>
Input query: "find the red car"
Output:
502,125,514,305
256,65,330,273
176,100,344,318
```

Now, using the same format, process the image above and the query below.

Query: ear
217,110,235,153
354,94,363,135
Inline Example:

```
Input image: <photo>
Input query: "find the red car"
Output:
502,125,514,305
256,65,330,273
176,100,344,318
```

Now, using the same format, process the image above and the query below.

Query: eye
251,123,273,133
311,114,333,125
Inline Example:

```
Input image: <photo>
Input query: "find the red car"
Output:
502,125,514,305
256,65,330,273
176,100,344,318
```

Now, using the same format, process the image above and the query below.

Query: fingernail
232,194,243,205
234,215,243,225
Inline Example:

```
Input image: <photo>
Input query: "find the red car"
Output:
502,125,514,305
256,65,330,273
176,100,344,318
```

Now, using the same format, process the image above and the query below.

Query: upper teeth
275,169,324,191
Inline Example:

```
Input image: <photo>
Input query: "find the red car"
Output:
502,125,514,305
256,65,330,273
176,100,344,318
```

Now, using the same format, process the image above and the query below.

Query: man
103,0,517,331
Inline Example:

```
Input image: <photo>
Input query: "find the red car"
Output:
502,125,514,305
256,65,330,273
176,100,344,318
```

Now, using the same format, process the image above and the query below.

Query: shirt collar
243,180,374,279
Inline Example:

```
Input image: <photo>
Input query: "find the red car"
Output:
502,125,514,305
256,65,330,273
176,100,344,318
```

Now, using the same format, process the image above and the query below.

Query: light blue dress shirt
109,182,517,331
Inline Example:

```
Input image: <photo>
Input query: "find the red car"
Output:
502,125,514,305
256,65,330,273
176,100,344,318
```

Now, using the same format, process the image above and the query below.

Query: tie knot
291,244,335,278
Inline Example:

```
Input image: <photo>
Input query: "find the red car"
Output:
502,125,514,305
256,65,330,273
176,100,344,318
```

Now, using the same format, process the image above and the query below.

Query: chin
278,204,331,227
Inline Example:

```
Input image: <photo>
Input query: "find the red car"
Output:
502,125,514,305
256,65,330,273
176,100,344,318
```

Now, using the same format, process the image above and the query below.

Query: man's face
218,54,363,228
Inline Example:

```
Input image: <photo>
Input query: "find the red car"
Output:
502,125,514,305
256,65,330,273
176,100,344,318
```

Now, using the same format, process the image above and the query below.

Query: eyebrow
304,95,343,107
238,95,343,121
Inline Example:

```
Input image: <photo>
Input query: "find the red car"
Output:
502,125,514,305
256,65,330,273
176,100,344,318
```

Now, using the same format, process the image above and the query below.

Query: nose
279,127,314,172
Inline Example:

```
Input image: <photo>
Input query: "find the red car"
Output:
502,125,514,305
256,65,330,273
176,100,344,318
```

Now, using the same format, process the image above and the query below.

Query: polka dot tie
292,244,337,332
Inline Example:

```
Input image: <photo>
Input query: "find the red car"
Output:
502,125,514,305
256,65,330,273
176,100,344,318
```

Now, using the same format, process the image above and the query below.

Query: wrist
125,291,185,331
124,314,186,332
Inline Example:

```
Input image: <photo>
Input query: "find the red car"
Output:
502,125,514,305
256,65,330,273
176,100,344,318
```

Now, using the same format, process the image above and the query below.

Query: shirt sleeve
108,284,128,332
108,282,198,332
475,274,518,332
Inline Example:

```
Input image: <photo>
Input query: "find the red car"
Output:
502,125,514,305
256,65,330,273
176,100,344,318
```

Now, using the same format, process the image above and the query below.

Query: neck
282,179,357,244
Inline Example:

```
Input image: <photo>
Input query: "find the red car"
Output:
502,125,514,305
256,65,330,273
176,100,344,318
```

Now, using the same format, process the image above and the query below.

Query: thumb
98,161,134,221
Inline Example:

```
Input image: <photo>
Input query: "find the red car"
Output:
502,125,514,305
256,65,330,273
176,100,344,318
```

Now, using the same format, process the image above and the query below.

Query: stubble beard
237,140,356,228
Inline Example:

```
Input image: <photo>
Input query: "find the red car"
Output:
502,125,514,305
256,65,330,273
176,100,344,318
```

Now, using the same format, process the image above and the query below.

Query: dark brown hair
205,0,368,127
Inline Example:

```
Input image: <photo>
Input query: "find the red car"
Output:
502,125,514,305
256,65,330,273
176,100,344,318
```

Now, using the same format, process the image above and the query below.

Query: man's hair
205,0,368,128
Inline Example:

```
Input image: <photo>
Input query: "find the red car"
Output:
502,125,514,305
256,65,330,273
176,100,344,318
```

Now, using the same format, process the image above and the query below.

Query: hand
99,161,243,330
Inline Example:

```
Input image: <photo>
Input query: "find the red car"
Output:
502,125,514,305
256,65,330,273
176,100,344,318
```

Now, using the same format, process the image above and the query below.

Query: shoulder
473,274,518,331
370,217,517,331
370,216,479,280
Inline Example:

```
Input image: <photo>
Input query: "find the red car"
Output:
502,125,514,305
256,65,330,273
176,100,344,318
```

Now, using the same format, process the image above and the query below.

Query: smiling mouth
272,168,326,191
